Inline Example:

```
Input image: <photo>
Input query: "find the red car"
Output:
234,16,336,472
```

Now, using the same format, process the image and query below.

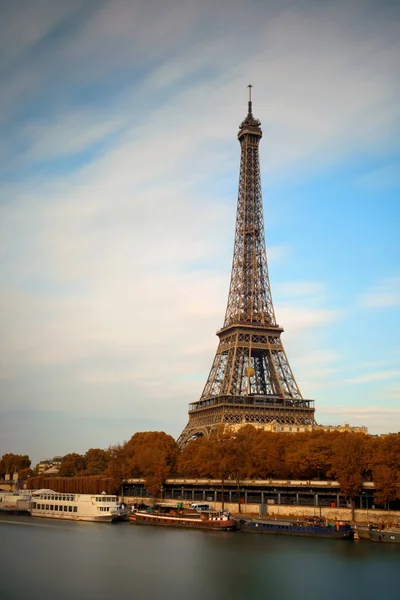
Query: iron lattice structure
178,89,316,447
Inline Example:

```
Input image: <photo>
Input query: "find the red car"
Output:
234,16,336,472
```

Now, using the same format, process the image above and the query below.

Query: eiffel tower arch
178,88,316,447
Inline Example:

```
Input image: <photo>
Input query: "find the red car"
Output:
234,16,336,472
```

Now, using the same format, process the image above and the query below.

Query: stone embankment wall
121,496,399,525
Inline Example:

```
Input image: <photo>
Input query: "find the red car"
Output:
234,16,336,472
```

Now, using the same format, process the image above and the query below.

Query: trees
84,448,111,476
58,453,86,477
58,449,111,478
370,433,400,510
106,432,179,500
222,426,255,512
330,433,370,520
177,427,256,510
0,453,31,478
285,431,338,480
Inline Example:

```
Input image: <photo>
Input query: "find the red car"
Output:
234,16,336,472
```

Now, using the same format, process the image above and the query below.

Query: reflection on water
0,516,398,600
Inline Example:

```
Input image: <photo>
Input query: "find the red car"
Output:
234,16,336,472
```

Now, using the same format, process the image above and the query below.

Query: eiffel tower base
178,396,316,447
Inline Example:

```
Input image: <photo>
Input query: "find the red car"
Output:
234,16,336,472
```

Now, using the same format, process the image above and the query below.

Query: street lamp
362,491,369,524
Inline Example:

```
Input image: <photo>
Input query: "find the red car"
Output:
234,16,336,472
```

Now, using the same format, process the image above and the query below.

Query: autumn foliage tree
106,432,179,498
329,433,371,520
10,427,400,512
58,449,111,477
0,453,31,478
370,433,400,509
58,453,87,477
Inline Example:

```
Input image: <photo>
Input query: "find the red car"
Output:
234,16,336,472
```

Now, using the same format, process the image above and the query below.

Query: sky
0,0,399,466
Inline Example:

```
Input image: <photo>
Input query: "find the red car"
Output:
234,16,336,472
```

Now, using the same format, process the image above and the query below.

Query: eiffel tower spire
178,89,316,446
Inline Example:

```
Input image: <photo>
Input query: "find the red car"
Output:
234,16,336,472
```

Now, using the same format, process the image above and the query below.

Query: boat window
54,505,58,511
46,505,49,510
64,505,68,512
51,495,54,500
73,507,77,512
32,502,36,509
50,505,53,510
68,506,72,512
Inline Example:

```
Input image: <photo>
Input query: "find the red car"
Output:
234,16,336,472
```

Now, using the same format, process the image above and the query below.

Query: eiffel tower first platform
178,87,316,447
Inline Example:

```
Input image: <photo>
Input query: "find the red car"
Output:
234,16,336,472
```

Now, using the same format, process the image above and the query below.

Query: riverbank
121,495,399,525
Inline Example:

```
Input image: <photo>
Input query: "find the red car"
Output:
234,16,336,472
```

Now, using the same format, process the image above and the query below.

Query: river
0,515,398,600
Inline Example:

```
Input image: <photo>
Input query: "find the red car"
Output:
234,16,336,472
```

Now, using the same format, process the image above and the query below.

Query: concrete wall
0,480,15,491
121,495,400,525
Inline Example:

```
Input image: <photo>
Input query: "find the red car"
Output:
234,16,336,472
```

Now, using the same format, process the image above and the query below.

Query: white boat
30,489,126,522
0,490,31,514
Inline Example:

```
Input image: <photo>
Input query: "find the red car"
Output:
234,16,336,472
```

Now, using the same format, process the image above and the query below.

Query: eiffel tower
178,87,316,447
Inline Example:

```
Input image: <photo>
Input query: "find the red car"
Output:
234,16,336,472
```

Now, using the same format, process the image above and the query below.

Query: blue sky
0,0,399,465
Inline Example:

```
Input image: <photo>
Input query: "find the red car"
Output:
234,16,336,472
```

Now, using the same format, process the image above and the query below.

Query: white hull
30,489,125,523
0,491,31,513
30,511,119,523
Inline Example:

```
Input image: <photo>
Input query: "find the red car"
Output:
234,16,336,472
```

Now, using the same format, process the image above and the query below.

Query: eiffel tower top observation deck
178,88,316,447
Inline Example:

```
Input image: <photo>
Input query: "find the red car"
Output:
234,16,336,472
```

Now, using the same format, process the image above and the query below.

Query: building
37,456,63,474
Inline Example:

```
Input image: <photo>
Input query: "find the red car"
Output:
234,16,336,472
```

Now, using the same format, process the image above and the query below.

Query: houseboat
239,517,353,540
30,489,126,522
133,504,236,531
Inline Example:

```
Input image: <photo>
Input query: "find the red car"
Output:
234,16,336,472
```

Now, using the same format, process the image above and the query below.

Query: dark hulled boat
239,517,353,540
357,524,400,543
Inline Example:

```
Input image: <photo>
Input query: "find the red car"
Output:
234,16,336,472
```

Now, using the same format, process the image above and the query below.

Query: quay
122,478,400,525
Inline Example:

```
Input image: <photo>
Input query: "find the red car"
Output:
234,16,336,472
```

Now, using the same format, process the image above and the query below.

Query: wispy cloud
360,276,400,309
323,407,400,416
344,371,400,384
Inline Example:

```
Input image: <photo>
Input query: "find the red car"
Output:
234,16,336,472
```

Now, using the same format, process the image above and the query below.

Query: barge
239,517,353,539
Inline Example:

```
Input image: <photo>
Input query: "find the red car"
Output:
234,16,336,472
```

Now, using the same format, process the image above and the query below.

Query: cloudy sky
1,0,399,465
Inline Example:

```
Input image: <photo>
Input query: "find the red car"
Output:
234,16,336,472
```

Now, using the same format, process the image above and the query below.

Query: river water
0,515,398,600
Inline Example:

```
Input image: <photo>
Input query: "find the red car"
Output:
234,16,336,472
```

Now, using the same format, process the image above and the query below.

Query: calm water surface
0,515,398,600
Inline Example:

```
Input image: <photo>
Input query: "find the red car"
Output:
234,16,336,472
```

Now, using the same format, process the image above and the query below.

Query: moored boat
239,517,353,539
30,489,127,522
133,504,236,531
0,491,31,515
369,525,400,544
355,524,400,543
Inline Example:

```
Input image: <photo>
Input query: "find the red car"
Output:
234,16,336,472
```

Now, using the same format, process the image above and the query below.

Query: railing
189,396,314,412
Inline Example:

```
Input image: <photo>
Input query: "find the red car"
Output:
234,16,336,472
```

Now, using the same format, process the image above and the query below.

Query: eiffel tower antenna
178,88,316,446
